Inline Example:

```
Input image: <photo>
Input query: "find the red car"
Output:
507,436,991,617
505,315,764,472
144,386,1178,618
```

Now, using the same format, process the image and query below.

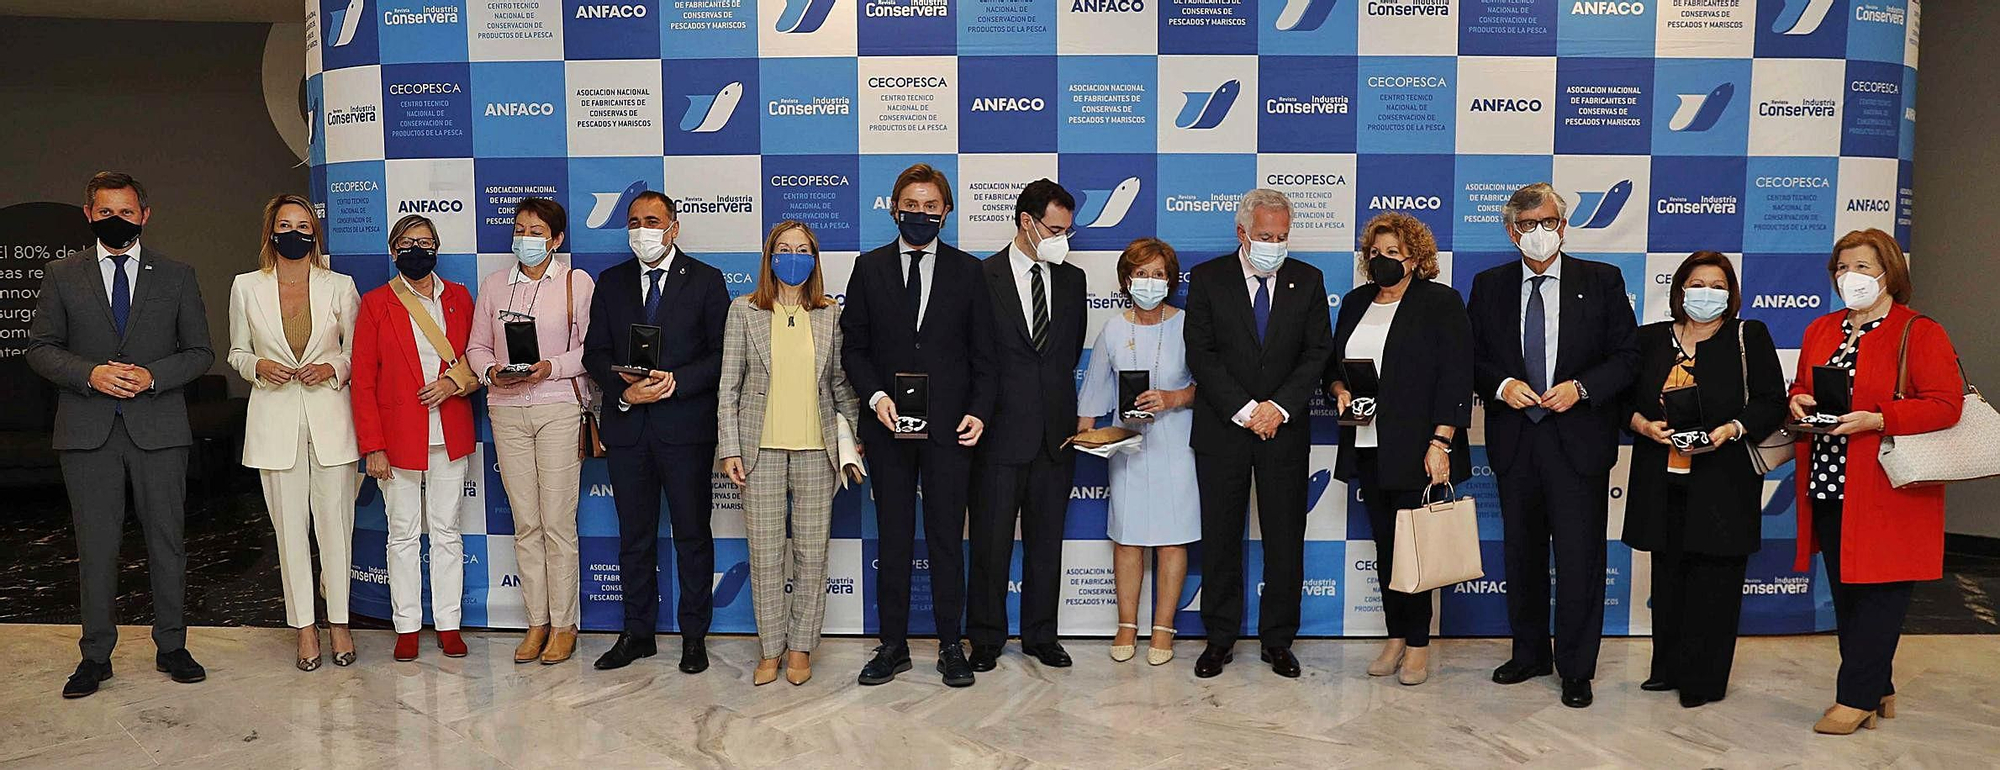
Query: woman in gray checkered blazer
718,220,863,687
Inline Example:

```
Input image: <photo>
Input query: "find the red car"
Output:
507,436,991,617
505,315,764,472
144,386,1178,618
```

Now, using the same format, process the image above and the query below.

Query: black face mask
91,214,143,250
1368,255,1407,287
895,210,943,247
273,230,316,261
394,246,438,281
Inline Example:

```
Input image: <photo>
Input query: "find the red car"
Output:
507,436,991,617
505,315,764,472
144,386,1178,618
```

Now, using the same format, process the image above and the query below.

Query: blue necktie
110,254,131,337
1252,275,1271,345
1524,274,1549,423
643,267,664,321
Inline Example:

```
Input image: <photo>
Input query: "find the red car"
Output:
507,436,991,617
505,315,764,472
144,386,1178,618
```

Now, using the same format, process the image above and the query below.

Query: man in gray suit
28,172,214,698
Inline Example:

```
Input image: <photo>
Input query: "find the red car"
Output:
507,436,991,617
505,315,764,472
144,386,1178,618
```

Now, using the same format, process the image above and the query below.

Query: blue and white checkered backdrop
307,0,1920,637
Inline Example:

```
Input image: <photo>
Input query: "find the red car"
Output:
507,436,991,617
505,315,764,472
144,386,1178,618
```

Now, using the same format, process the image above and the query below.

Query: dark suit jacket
27,246,213,451
581,247,730,448
1620,319,1787,557
979,245,1086,463
1323,279,1472,491
841,240,997,446
1183,253,1333,457
1467,254,1639,477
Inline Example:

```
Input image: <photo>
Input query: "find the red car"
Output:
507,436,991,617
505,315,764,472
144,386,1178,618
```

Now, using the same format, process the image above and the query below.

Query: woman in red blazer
351,215,481,663
1788,228,1963,735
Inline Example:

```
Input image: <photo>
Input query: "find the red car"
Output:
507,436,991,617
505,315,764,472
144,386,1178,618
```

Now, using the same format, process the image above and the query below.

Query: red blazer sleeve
1878,317,1965,436
351,294,388,456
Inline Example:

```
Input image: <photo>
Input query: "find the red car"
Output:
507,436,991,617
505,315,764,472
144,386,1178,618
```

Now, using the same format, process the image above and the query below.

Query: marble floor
3,626,1996,769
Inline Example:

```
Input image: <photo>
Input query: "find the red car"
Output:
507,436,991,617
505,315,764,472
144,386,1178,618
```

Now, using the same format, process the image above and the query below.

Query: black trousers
1497,421,1609,679
869,436,971,646
1812,497,1913,711
1356,451,1433,647
967,449,1074,647
1648,480,1749,701
1196,441,1308,649
607,438,715,639
59,416,189,662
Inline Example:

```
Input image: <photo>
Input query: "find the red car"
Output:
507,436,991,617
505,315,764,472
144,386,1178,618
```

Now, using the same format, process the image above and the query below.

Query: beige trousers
490,402,584,628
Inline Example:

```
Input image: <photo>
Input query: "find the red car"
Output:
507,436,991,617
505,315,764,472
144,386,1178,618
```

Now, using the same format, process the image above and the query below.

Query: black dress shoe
1194,645,1233,679
968,644,1002,672
1679,691,1720,709
936,643,976,688
857,644,912,686
1021,642,1072,668
1640,676,1677,692
679,638,709,674
155,649,206,684
1491,658,1554,685
592,633,657,670
62,660,112,699
1561,678,1594,708
1260,646,1301,678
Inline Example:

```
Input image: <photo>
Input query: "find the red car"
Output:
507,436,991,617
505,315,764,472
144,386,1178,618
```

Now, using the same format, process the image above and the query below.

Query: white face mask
1245,239,1287,273
1516,226,1562,262
628,227,667,263
1033,233,1070,265
1128,277,1170,310
1839,270,1884,311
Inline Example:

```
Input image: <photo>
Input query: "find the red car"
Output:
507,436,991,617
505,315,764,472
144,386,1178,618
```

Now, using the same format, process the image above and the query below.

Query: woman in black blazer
1622,251,1787,709
1323,212,1472,686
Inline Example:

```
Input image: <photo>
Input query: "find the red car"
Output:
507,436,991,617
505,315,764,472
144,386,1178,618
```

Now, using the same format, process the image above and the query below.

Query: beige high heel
1398,646,1431,686
1367,640,1406,677
1879,694,1897,719
785,651,812,686
1147,626,1177,666
1111,623,1139,662
1814,704,1880,735
753,658,780,686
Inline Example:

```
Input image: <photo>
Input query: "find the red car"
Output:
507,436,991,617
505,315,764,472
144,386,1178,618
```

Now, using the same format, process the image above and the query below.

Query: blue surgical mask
771,250,815,287
1681,286,1730,322
512,236,549,267
1128,277,1170,310
1245,239,1287,273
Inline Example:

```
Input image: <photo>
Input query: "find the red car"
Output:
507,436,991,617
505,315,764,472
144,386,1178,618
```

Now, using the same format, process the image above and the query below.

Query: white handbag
1736,324,1796,474
1389,483,1485,594
1877,315,2000,488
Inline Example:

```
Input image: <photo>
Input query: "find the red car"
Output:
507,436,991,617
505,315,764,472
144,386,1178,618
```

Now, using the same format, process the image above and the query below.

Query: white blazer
227,267,362,470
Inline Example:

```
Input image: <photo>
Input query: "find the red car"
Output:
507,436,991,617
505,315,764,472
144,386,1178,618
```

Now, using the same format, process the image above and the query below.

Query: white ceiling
1,0,297,23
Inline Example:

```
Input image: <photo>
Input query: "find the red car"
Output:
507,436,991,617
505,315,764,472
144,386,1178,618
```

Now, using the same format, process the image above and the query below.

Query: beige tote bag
1388,483,1485,594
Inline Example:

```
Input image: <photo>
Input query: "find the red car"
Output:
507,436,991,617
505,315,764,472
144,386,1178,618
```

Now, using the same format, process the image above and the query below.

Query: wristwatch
1430,434,1454,453
1572,380,1590,401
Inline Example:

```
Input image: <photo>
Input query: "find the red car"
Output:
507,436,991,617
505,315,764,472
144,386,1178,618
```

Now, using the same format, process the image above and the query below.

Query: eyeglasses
1513,217,1564,233
1033,218,1071,240
394,237,438,250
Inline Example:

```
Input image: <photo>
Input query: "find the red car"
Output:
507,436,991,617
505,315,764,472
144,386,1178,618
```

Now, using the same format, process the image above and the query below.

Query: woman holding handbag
1789,228,1964,734
1620,251,1787,708
717,221,861,687
352,214,482,663
467,198,597,665
1321,212,1472,686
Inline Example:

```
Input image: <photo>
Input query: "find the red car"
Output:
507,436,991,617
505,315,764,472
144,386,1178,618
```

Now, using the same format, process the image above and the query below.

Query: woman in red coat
351,214,481,662
1788,228,1963,734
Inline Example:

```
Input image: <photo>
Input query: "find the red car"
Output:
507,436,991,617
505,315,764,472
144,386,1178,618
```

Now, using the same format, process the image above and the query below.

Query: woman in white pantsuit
718,221,861,687
227,194,362,671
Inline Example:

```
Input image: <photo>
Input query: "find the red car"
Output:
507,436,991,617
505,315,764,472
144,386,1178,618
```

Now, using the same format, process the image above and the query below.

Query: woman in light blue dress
1077,237,1199,667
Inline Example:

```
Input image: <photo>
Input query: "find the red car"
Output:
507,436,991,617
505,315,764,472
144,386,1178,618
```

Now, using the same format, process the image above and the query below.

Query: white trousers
258,427,360,628
380,445,470,633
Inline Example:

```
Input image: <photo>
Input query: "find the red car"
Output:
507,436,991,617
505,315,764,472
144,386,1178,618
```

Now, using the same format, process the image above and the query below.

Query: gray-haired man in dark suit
28,172,214,699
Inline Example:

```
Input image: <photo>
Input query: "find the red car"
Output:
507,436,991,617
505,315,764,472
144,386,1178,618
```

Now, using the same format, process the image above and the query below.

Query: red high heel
394,633,420,661
437,630,468,658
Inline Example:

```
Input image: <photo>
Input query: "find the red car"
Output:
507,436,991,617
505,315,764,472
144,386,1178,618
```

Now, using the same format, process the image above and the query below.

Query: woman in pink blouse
466,197,597,665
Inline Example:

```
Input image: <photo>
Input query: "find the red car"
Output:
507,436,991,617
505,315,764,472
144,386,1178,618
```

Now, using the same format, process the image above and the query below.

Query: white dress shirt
399,274,449,446
1007,243,1052,333
1231,249,1290,427
1346,299,1400,448
867,238,941,412
1496,258,1564,400
97,241,143,305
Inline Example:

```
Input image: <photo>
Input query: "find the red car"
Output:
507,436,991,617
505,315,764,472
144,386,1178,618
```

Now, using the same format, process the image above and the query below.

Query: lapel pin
1288,282,1294,289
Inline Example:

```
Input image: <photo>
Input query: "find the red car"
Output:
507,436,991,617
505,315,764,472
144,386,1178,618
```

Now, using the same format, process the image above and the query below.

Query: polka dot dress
1810,317,1885,501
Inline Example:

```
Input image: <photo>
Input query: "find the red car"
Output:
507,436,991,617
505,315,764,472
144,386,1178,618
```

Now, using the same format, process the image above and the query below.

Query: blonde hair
749,221,833,311
258,194,327,271
1356,211,1440,281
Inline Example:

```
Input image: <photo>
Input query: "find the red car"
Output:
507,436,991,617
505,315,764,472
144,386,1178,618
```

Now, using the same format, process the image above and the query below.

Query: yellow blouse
759,303,824,451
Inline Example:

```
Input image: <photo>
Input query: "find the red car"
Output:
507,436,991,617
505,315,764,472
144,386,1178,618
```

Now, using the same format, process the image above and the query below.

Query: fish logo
1772,0,1836,35
1667,82,1735,133
1273,0,1339,32
1174,79,1241,130
1074,177,1142,229
775,0,839,33
680,81,744,133
1306,468,1333,511
713,562,752,607
328,0,366,47
1570,179,1634,230
586,180,649,230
